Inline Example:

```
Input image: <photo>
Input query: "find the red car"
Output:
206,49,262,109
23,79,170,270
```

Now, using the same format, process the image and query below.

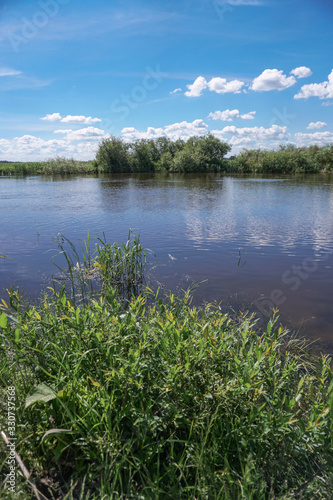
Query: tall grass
0,234,332,499
0,158,98,176
52,229,150,305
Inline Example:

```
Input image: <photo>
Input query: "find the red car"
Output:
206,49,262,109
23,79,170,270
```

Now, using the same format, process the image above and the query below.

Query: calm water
1,173,333,351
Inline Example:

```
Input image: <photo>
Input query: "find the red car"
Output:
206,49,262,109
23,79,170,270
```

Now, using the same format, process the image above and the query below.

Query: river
1,172,333,351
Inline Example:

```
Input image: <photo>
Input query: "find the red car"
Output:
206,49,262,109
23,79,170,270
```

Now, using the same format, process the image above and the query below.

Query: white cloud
294,69,333,100
41,113,62,122
184,76,208,97
122,119,208,141
322,101,333,107
0,67,22,77
61,115,102,124
214,124,288,140
208,77,244,94
170,88,182,94
0,135,75,161
240,112,256,119
185,76,245,97
251,69,296,91
306,121,327,130
54,127,107,141
0,132,104,161
295,131,333,146
211,124,289,153
40,113,101,124
290,66,312,79
208,109,256,121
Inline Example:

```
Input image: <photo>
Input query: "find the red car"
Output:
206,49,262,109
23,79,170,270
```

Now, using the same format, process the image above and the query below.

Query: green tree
96,137,131,173
130,140,156,172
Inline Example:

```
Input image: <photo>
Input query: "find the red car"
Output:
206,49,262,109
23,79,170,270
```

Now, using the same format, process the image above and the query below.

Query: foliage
95,137,131,173
229,144,333,174
95,134,231,173
1,235,333,499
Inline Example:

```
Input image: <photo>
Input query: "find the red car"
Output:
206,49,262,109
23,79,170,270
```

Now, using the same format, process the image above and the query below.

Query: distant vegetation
1,138,333,176
1,233,333,499
0,158,97,176
230,144,333,174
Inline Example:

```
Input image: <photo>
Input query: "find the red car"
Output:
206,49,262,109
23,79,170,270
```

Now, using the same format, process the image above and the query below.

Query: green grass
0,157,98,176
0,234,333,499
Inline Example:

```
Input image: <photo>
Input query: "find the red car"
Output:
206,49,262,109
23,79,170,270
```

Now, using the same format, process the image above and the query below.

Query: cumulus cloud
41,113,62,122
40,113,101,124
0,135,84,161
306,121,327,130
0,130,106,161
213,124,288,140
170,88,182,94
208,77,244,94
208,109,256,121
185,76,245,97
122,119,209,141
0,67,22,77
295,131,333,146
290,66,312,79
294,69,333,100
184,77,208,97
251,69,296,91
211,124,289,153
61,115,102,124
54,127,107,141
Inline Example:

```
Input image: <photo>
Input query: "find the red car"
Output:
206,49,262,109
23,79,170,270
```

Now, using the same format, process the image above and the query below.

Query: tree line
1,137,333,175
96,137,333,174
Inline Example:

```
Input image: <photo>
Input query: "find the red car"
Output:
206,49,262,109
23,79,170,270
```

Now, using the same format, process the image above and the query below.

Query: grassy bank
0,158,98,176
0,234,333,499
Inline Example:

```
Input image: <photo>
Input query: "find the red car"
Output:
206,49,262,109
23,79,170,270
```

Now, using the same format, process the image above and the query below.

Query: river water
1,173,333,351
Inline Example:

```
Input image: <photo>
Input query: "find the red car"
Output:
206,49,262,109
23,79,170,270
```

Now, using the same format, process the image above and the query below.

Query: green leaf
25,383,57,408
0,312,8,328
14,328,21,342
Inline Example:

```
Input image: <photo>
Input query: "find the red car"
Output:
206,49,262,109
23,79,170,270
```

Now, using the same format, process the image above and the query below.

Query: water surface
1,173,333,351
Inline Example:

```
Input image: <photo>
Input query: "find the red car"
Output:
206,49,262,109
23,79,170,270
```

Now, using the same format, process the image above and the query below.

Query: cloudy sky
0,0,332,160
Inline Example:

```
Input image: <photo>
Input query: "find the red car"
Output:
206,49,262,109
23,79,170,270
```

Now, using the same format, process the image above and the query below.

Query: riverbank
1,235,332,499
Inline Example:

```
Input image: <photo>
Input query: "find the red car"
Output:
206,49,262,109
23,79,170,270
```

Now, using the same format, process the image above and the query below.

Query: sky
0,0,332,161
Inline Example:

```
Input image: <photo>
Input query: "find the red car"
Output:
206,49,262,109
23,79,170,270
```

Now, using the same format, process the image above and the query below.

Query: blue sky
0,0,332,160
